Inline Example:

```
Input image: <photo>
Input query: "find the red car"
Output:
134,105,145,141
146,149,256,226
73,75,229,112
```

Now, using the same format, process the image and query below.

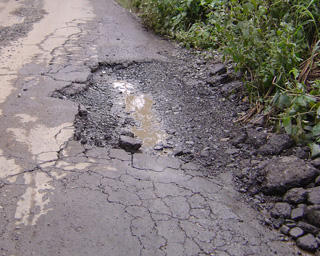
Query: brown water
113,80,167,148
126,93,167,148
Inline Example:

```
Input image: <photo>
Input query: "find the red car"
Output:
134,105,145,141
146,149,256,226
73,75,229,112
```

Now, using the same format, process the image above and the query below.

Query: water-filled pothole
51,63,169,151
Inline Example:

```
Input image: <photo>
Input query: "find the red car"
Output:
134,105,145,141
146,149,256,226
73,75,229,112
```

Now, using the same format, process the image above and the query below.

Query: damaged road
0,0,308,255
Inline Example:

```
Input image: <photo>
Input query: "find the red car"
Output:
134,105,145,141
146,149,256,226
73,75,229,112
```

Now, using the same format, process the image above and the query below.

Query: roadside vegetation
118,0,320,157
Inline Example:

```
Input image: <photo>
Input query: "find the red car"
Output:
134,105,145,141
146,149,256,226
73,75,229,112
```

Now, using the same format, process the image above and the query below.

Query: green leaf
310,143,320,159
317,106,320,116
312,123,320,137
305,95,316,104
243,3,255,13
290,68,299,79
295,96,306,107
278,93,291,109
293,95,315,107
282,116,292,134
250,0,257,9
304,125,313,132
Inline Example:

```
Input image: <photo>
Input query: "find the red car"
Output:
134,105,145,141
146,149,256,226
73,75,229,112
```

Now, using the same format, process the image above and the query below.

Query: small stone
230,132,248,147
270,202,292,219
246,129,267,149
166,129,176,135
315,176,320,186
272,217,285,229
165,140,175,147
296,147,310,159
296,234,319,252
207,74,231,86
224,148,240,155
291,207,304,221
305,205,320,228
200,148,210,157
258,134,294,155
264,218,272,226
154,144,164,151
221,81,244,95
261,156,319,195
280,225,290,235
289,227,304,239
297,221,320,236
173,148,184,156
119,135,142,153
208,63,226,76
120,130,134,138
307,186,320,205
286,222,297,229
311,158,320,169
284,187,307,205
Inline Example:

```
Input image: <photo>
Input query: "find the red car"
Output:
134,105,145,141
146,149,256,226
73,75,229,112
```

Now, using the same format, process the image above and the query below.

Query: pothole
52,62,169,152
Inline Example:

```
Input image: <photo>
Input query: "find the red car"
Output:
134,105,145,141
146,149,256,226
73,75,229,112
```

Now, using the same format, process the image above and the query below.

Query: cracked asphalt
0,0,305,255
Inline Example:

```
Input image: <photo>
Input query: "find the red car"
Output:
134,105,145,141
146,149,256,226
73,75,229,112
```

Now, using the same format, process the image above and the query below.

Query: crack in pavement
0,142,300,255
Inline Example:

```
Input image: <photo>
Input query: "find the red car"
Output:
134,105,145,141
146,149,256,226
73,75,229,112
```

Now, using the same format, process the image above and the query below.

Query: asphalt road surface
0,0,306,255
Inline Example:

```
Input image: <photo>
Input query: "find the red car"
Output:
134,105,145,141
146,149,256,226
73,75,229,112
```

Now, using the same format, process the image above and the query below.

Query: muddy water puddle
113,80,168,149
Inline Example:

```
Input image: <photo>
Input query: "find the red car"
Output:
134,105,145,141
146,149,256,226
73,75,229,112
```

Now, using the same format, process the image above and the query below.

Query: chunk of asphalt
119,135,142,153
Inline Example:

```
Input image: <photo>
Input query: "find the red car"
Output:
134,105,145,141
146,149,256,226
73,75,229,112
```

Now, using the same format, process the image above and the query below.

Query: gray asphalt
0,0,304,255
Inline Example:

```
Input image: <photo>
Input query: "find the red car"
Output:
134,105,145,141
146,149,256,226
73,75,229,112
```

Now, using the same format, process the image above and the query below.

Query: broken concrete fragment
284,187,308,205
297,221,320,235
305,205,320,228
270,202,291,219
119,135,142,153
291,207,304,221
296,234,318,252
289,227,304,239
258,134,294,155
280,225,290,235
307,186,320,205
261,156,319,195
